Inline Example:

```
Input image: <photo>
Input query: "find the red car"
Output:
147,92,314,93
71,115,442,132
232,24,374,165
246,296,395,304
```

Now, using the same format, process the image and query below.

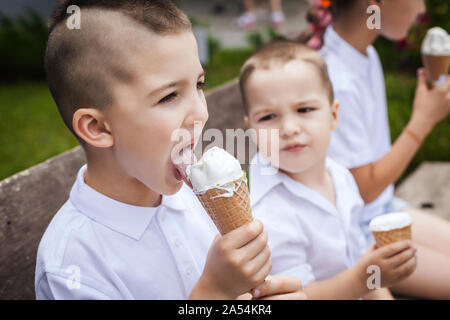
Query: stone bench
1,79,448,299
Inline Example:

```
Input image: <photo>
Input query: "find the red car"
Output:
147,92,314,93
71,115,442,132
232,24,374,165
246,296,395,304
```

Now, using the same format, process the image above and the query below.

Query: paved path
396,162,450,221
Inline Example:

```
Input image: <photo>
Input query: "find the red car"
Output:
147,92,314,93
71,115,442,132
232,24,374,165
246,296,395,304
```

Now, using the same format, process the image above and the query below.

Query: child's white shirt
35,164,217,299
249,154,368,287
320,26,394,224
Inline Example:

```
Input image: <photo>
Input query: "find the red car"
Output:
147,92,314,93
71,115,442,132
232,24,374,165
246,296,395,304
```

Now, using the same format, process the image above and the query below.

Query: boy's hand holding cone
175,146,271,299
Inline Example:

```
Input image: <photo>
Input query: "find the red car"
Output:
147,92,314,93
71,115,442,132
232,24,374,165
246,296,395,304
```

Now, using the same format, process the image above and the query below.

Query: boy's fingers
252,276,302,299
416,68,428,91
378,240,412,258
237,230,268,261
236,292,253,300
386,247,417,269
245,245,271,277
224,220,264,249
393,255,417,281
250,257,272,287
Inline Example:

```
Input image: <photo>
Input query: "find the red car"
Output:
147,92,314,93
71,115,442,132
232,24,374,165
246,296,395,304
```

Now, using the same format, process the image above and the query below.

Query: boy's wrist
406,116,432,142
352,263,371,295
190,274,236,300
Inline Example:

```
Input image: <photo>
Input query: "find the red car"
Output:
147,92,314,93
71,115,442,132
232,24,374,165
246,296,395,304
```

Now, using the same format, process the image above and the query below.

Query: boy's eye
158,92,177,104
297,107,314,113
197,81,206,90
259,114,276,122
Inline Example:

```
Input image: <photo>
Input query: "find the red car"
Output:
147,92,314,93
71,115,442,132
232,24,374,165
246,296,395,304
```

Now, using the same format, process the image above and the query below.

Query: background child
240,39,417,299
36,0,305,300
304,0,450,298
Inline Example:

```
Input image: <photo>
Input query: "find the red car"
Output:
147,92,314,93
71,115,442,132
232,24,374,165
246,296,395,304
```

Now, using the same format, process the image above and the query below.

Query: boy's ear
73,108,114,148
330,100,339,131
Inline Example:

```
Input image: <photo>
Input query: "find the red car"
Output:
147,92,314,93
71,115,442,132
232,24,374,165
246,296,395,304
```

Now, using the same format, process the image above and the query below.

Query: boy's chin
162,180,184,196
382,30,409,42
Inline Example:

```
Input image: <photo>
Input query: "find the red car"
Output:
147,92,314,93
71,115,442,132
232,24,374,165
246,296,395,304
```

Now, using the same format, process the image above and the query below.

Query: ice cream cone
421,27,450,87
372,225,412,248
195,173,253,235
422,53,450,84
369,212,413,248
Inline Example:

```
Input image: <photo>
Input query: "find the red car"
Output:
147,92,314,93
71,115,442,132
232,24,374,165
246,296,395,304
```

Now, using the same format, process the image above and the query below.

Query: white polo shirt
35,164,217,300
249,154,368,287
320,26,394,224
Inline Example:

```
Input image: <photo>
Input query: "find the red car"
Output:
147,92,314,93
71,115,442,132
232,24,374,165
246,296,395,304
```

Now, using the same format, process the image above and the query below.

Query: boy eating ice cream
35,0,305,300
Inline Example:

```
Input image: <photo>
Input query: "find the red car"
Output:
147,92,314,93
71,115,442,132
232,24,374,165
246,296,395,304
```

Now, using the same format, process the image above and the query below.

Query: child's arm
189,220,272,300
304,241,417,300
350,70,450,203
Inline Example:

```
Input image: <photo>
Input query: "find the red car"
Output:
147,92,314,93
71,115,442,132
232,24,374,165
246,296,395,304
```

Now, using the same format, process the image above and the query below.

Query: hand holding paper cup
369,212,413,248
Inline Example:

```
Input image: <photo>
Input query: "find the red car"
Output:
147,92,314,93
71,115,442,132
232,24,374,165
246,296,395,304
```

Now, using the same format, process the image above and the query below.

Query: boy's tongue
173,146,197,188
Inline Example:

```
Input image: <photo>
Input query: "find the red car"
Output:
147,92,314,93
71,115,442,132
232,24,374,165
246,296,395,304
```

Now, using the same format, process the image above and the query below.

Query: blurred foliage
374,0,449,75
246,27,280,50
0,10,48,82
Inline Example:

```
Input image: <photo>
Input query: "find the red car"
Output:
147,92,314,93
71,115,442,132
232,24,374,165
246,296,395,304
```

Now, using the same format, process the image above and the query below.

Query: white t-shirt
35,164,218,299
249,154,368,287
320,26,394,224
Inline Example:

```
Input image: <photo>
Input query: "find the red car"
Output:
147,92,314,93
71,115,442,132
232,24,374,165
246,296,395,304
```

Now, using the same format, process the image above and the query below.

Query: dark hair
239,38,334,115
45,0,191,146
298,0,361,50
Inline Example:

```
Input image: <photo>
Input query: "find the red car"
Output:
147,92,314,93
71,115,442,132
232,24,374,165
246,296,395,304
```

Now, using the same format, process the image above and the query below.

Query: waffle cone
372,225,412,248
195,174,253,235
422,54,450,83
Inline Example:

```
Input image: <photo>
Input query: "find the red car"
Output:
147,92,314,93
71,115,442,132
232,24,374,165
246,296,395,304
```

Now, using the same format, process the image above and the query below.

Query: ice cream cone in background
421,27,450,87
187,147,253,235
369,212,413,248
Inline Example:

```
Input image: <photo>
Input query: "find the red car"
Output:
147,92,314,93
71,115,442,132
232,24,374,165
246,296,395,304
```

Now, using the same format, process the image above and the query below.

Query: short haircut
45,0,192,146
239,39,334,115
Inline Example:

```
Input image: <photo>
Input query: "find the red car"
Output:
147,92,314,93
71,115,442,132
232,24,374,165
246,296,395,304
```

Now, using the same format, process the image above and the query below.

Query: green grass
204,48,252,89
0,83,79,179
0,50,449,181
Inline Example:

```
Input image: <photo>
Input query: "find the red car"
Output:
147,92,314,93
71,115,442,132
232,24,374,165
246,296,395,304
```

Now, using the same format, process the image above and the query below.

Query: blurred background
0,0,449,182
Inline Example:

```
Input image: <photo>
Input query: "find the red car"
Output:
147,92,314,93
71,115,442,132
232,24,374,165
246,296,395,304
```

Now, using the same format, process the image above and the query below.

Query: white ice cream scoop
187,146,243,193
421,27,450,56
369,212,413,232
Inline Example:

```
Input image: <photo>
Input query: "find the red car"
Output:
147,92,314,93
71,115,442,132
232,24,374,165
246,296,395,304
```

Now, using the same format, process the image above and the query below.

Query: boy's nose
184,93,209,127
280,119,300,139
